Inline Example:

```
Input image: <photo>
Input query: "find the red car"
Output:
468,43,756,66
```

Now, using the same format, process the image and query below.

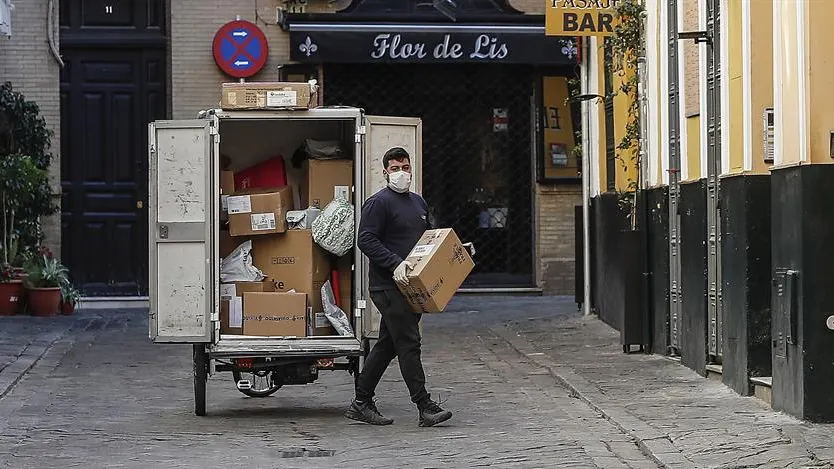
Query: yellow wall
613,59,639,191
686,115,701,180
750,0,773,174
807,1,834,164
727,0,744,174
775,1,802,166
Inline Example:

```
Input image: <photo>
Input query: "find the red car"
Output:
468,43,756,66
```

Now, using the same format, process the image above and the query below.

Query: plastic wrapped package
219,240,265,283
321,280,353,336
311,197,354,257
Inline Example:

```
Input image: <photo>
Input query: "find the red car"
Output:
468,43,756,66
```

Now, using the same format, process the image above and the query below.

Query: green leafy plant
0,83,58,257
609,0,646,229
563,2,645,225
61,283,81,306
23,247,68,289
0,154,52,266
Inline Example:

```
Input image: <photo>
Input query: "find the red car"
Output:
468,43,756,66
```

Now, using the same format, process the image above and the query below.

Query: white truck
147,107,422,416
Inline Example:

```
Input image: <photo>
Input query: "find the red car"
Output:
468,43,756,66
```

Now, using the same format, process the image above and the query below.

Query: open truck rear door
360,115,423,339
148,118,219,343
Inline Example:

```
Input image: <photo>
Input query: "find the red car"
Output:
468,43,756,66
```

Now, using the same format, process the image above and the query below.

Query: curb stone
489,324,699,469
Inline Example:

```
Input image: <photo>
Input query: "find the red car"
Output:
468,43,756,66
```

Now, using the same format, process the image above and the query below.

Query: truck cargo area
214,108,362,355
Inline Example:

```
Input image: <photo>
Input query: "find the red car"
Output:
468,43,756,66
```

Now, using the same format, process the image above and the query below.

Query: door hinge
209,123,219,136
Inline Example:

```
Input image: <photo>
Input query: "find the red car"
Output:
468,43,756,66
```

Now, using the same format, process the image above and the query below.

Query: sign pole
581,38,592,317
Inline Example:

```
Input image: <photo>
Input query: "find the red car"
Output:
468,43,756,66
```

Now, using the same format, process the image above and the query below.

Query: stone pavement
0,297,833,468
487,300,834,469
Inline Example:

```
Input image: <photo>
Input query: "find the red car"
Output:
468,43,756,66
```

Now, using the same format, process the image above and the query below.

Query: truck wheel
193,344,208,416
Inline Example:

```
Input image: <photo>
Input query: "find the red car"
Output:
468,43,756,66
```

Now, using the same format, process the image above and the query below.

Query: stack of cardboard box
218,158,354,337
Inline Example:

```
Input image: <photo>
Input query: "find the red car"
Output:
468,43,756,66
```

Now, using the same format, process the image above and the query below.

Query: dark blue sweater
358,187,431,291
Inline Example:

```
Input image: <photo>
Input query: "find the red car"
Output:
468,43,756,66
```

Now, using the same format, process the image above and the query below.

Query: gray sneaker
418,398,453,427
345,399,394,426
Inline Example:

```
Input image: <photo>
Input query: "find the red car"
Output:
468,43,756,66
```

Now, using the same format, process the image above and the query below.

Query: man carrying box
345,147,453,428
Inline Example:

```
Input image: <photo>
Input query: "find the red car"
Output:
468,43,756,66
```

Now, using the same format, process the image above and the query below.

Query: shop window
536,73,582,183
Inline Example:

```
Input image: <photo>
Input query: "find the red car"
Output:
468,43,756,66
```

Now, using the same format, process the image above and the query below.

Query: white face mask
387,170,412,193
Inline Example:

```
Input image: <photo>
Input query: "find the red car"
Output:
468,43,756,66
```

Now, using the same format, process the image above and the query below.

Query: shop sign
546,0,621,37
289,29,578,65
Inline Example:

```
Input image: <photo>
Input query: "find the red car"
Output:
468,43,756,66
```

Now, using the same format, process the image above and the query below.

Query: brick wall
536,184,581,295
0,0,62,259
170,2,293,119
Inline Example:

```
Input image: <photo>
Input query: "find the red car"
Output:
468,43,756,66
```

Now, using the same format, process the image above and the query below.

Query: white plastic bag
311,197,354,257
321,280,353,336
219,240,265,283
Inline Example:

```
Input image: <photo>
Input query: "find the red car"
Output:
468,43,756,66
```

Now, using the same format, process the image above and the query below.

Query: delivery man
345,147,453,427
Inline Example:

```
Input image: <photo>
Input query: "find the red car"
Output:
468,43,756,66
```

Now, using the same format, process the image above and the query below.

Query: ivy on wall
566,0,645,227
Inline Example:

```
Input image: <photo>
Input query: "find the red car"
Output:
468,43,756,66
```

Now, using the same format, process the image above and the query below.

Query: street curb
489,324,698,469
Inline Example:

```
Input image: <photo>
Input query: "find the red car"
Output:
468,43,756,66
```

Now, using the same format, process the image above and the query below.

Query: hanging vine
609,0,646,228
563,1,645,227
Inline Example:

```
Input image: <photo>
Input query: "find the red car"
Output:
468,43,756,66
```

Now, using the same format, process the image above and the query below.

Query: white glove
393,261,414,286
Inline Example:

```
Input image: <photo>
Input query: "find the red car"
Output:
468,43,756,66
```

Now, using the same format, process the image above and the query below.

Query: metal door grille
706,0,723,361
324,64,536,287
668,0,682,355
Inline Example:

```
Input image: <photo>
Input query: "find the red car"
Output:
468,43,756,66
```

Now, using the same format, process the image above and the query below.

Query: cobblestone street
1,297,833,468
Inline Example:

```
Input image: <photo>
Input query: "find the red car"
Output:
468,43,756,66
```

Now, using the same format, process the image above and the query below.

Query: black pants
355,288,429,405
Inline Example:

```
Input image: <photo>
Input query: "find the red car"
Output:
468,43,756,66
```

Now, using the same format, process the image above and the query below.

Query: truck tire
193,344,208,416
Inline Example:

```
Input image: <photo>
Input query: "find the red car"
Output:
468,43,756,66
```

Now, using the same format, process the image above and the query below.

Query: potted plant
23,249,68,317
60,283,80,315
0,262,22,316
0,83,58,283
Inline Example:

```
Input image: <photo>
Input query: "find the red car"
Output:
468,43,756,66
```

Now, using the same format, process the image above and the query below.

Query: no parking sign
212,20,269,78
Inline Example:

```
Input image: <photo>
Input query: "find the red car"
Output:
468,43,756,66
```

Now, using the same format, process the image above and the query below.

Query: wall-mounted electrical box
762,108,774,164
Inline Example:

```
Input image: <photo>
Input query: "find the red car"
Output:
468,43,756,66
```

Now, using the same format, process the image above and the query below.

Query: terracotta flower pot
26,287,62,317
0,280,23,316
60,301,75,315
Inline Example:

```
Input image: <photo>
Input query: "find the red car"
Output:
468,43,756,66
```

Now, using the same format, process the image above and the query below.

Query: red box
235,156,288,190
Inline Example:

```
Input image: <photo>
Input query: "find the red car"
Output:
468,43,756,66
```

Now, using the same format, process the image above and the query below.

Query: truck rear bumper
209,336,362,359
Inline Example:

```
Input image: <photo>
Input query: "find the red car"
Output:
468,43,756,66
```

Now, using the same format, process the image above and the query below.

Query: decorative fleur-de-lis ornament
299,36,318,57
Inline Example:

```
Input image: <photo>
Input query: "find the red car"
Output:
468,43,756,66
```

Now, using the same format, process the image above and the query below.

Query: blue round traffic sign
212,20,269,78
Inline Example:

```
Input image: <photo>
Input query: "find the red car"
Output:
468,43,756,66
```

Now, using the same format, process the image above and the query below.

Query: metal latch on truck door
355,125,366,143
158,224,169,239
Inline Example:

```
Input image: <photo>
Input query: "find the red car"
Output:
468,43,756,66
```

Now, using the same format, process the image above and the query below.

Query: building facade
583,0,834,422
0,0,583,300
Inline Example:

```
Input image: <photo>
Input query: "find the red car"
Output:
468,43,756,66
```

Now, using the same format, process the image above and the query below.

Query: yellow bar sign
546,0,621,37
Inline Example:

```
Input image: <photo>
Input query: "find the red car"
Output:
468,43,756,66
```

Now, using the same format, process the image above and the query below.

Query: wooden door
60,0,166,296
